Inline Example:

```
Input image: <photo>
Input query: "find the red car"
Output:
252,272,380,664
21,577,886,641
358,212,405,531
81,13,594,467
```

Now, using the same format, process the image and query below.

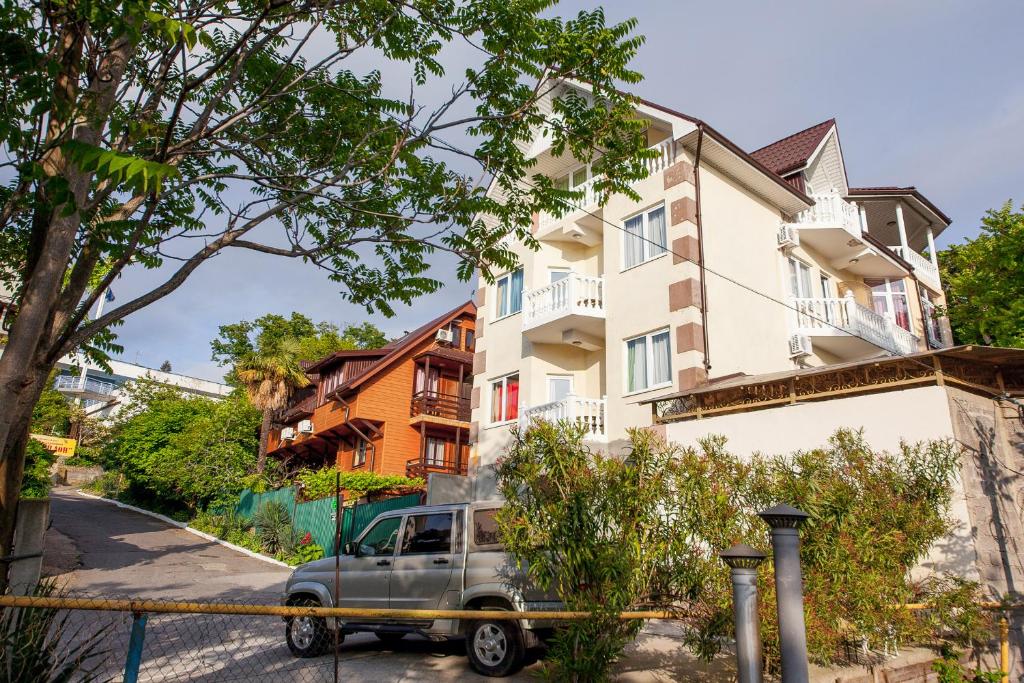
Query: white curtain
651,331,671,385
624,216,644,268
648,207,667,257
627,337,647,392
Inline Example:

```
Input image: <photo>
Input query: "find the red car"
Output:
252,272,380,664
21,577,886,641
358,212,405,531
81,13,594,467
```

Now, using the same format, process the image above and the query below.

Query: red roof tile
750,119,835,176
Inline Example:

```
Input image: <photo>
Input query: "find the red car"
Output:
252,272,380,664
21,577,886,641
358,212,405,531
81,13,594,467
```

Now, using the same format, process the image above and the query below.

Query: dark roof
415,346,474,365
847,186,952,225
749,119,835,176
303,348,388,374
332,300,477,395
632,97,812,207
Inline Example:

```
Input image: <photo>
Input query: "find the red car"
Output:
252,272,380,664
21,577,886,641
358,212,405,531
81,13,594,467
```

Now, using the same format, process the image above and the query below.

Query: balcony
520,395,607,441
791,295,918,358
54,373,120,400
522,274,605,349
410,391,471,423
406,454,468,478
891,246,940,289
535,139,677,244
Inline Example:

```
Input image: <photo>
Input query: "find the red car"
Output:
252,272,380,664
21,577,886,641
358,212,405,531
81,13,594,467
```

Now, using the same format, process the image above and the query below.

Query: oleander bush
496,423,992,682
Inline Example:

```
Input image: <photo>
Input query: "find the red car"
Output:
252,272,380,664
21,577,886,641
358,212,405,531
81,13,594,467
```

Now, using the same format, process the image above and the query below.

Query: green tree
102,380,259,511
30,374,74,437
235,338,310,473
211,313,387,382
0,0,652,584
939,201,1024,347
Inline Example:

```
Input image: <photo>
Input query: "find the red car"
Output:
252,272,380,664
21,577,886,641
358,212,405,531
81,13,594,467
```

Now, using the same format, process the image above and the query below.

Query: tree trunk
0,356,53,592
256,408,272,474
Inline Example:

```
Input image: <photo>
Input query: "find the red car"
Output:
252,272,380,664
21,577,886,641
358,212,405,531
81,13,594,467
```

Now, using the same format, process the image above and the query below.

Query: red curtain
506,376,519,420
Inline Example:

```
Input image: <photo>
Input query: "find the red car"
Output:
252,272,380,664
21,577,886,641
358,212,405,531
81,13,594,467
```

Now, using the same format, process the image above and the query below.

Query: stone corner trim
671,235,701,265
670,196,697,226
474,287,486,307
677,366,708,391
470,386,481,410
473,349,487,375
676,322,705,354
663,160,695,190
668,278,703,312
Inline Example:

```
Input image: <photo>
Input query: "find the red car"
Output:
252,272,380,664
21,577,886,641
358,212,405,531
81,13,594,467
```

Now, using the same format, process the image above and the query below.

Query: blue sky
111,0,1024,382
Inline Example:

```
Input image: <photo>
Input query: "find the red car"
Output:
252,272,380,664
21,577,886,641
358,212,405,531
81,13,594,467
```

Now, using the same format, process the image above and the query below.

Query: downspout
336,396,377,472
693,123,711,373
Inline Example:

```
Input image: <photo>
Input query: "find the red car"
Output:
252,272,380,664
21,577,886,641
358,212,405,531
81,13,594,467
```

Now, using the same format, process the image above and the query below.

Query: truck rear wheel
465,617,525,677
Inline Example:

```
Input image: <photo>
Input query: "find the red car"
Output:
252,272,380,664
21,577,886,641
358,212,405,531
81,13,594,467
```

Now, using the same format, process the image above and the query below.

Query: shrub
0,580,111,680
21,439,56,498
286,532,325,566
496,424,989,680
295,467,423,501
83,472,127,499
190,510,252,539
252,501,297,555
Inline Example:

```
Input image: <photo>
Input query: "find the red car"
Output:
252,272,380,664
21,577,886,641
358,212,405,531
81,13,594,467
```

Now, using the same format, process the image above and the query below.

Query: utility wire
341,86,1021,408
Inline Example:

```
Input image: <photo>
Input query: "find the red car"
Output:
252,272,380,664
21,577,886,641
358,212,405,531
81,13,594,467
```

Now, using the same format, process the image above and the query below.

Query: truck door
340,515,402,610
389,511,456,611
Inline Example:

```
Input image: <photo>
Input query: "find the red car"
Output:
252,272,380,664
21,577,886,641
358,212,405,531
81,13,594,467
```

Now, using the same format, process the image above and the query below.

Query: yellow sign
30,434,77,457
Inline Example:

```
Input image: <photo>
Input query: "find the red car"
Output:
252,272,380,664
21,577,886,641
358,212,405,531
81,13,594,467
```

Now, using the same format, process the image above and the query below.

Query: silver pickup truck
282,501,559,677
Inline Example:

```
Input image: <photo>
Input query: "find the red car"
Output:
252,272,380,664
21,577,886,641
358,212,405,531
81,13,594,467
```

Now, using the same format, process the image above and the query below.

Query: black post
759,504,811,683
720,543,767,683
333,471,342,683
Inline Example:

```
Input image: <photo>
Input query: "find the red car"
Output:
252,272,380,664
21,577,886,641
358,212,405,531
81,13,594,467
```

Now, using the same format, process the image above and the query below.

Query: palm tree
235,337,310,473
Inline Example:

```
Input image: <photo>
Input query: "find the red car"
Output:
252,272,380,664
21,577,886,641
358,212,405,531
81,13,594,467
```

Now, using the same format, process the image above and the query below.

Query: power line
341,88,1019,406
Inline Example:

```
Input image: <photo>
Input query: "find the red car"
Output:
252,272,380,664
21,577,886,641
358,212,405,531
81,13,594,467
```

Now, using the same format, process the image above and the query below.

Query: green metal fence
234,488,423,554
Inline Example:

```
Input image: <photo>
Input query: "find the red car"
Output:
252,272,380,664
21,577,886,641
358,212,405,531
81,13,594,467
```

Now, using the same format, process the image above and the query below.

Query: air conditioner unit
435,328,454,344
280,427,296,441
788,334,813,358
298,419,314,434
777,224,800,250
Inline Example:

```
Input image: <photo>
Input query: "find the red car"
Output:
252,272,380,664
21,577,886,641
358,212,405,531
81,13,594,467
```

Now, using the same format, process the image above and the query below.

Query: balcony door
866,279,911,331
547,375,573,404
414,365,440,395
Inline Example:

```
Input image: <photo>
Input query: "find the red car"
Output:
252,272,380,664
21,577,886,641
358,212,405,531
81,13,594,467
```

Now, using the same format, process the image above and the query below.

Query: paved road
47,489,545,682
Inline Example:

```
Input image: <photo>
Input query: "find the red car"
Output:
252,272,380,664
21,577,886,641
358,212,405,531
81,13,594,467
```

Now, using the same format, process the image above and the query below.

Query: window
473,508,503,549
549,268,570,283
401,513,453,555
625,329,671,393
450,324,462,348
866,278,911,331
354,439,368,467
921,293,944,349
464,329,475,352
490,373,519,423
495,268,524,318
357,517,402,556
623,205,667,269
547,375,572,403
788,257,813,298
425,437,446,467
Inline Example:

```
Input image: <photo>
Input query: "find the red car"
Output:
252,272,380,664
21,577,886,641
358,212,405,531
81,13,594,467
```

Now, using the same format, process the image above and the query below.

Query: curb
74,490,293,569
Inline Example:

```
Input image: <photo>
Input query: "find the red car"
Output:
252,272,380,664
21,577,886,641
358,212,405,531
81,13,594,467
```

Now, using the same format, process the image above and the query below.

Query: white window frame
489,372,520,425
787,256,814,298
548,267,570,283
623,328,672,395
494,268,524,320
546,374,573,403
621,204,667,271
354,439,368,467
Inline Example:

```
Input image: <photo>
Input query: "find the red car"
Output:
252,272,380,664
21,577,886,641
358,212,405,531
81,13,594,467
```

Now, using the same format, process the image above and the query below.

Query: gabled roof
325,300,477,396
303,348,388,374
750,119,836,176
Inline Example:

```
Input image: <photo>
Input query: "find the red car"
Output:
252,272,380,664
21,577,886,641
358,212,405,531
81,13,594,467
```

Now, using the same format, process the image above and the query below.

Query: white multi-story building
467,81,951,499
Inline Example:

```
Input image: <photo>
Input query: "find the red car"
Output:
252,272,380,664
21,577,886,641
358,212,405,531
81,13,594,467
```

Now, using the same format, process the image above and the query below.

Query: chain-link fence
0,594,1017,682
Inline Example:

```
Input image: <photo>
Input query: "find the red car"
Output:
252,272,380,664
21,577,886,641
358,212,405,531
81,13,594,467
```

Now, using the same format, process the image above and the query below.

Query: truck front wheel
285,597,334,658
465,618,525,677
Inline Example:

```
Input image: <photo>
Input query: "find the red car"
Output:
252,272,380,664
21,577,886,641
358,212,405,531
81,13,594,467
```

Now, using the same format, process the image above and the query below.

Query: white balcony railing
522,273,605,331
792,191,861,237
791,294,918,356
54,373,120,396
521,395,607,439
538,139,677,230
892,246,940,285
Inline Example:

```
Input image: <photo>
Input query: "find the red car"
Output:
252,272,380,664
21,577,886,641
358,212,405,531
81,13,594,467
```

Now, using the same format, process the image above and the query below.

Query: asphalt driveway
46,488,710,682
